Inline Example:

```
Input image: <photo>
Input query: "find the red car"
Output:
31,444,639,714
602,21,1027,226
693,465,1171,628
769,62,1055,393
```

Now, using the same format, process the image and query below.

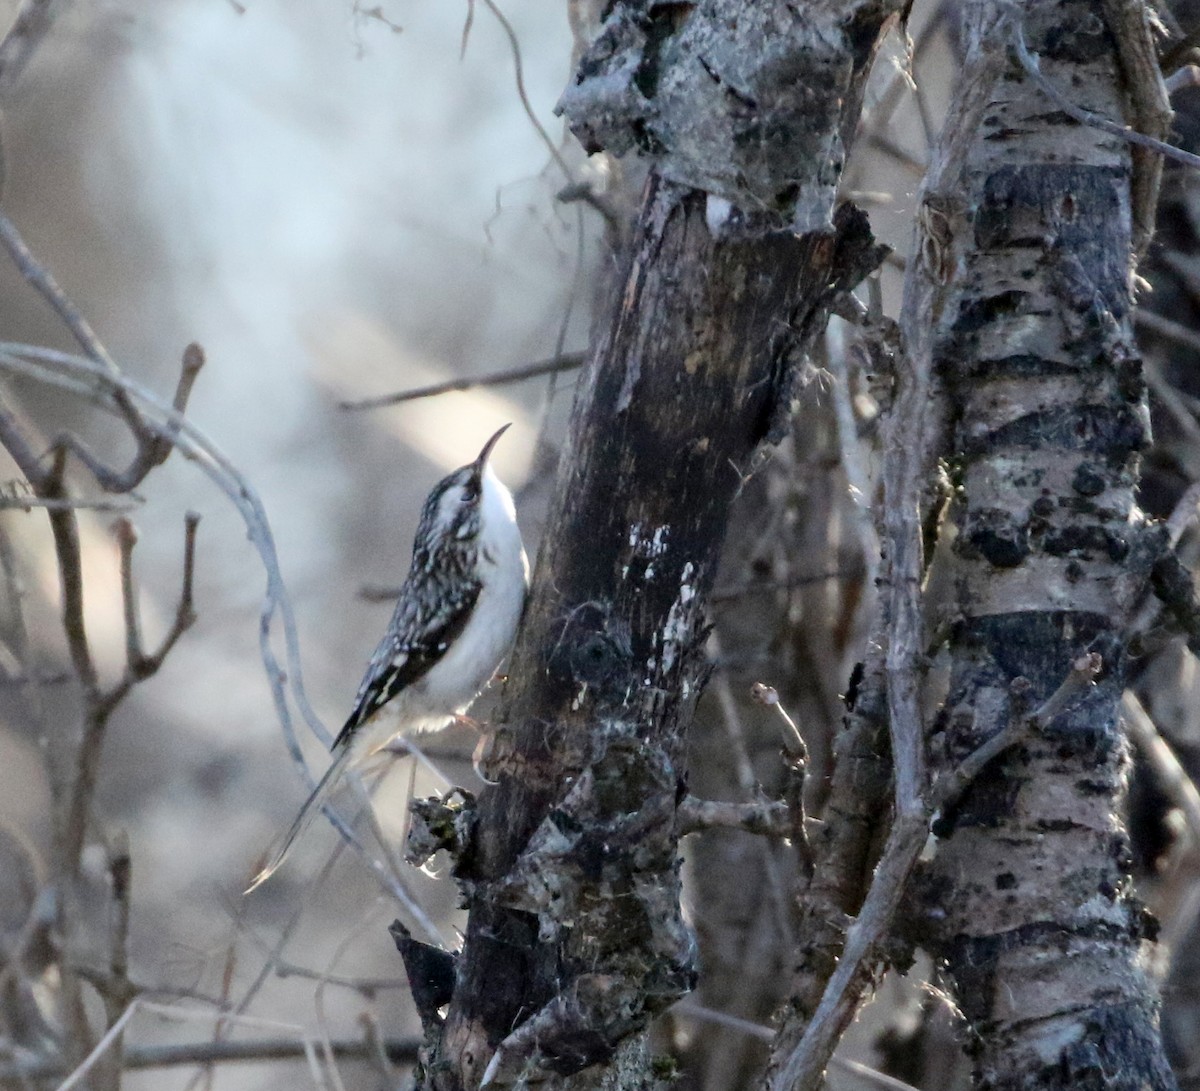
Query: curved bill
474,423,512,470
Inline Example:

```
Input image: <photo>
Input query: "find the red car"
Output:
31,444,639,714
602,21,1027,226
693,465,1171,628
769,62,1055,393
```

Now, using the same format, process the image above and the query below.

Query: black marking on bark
958,403,1148,458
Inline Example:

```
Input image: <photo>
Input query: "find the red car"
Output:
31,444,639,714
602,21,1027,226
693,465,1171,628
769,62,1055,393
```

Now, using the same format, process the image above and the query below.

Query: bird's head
414,424,512,560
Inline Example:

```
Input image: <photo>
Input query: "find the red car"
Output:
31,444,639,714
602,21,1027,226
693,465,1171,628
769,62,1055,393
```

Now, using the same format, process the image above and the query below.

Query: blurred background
0,1,597,1085
4,1,1200,1089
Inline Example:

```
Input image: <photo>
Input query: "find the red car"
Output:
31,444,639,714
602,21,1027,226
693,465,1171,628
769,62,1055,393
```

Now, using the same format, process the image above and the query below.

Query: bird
246,424,528,893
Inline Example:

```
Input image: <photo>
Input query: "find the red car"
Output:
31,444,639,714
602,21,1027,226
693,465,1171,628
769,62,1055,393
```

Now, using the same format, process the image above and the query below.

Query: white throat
478,463,527,576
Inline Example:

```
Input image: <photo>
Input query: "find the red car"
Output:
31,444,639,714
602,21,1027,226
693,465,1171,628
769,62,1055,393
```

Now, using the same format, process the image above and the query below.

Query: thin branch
50,342,207,494
476,0,574,183
338,351,585,410
1150,549,1200,657
0,387,50,489
769,655,1101,1091
557,181,622,239
0,0,62,95
1136,308,1200,354
931,653,1103,817
0,1036,421,1080
0,207,119,380
53,1000,334,1091
1122,690,1200,848
114,519,144,674
1165,63,1200,93
830,1057,924,1091
1006,7,1200,171
677,796,791,837
99,832,133,1091
674,1002,921,1091
750,682,808,756
42,458,98,699
97,511,200,716
0,518,45,727
0,494,141,512
1166,481,1200,548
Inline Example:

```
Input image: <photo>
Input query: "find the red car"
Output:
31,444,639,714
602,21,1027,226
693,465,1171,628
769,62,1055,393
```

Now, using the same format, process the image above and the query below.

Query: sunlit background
0,1,596,1084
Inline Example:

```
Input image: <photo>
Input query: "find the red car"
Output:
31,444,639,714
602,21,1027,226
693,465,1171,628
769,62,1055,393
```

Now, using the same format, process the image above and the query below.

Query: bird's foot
369,737,410,758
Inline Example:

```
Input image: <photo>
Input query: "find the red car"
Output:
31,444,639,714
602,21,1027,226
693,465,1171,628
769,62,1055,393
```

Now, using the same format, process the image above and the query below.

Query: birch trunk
914,2,1177,1086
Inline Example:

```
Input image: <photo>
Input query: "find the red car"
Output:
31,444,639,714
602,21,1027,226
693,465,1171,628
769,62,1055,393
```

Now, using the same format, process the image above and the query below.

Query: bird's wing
334,575,480,748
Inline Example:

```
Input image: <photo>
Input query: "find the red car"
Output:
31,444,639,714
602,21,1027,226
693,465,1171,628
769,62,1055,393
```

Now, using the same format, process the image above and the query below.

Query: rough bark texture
558,0,907,230
912,2,1177,1087
392,3,909,1086
403,179,883,1090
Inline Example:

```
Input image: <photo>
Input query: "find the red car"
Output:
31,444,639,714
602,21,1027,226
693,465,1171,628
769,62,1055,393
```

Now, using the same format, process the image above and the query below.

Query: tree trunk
912,1,1177,1086
397,3,904,1086
403,181,882,1089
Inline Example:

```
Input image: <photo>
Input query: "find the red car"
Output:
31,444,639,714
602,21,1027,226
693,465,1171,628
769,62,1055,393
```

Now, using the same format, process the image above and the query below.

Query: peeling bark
911,2,1177,1087
390,3,910,1086
406,183,883,1090
558,0,907,229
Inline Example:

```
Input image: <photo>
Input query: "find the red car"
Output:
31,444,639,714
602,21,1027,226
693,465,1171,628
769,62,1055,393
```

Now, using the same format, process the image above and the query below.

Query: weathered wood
412,179,883,1089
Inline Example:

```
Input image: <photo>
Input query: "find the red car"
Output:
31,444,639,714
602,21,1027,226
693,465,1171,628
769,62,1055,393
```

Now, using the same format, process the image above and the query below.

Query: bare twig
0,1036,420,1081
1166,481,1200,548
338,351,585,410
1122,690,1200,848
932,653,1103,817
677,796,791,837
749,682,813,867
768,25,1005,1088
1006,8,1196,170
98,512,199,716
0,518,44,726
54,1000,333,1091
557,181,622,238
476,0,574,183
0,209,141,443
0,495,141,511
675,1002,921,1090
750,682,807,756
99,832,133,1091
1165,64,1200,93
1136,308,1200,355
0,0,62,95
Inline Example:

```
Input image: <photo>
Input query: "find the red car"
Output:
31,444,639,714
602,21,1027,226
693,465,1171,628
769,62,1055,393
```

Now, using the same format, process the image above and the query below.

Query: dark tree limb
411,178,884,1090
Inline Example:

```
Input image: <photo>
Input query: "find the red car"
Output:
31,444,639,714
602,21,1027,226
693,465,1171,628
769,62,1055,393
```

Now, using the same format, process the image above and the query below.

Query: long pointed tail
244,743,355,894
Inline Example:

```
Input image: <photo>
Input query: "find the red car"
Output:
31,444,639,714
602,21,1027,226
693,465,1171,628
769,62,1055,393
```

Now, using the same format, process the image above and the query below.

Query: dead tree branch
338,352,586,410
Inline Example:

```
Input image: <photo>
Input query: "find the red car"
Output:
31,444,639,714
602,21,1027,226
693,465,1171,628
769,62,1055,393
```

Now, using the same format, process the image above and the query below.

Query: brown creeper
246,424,528,891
